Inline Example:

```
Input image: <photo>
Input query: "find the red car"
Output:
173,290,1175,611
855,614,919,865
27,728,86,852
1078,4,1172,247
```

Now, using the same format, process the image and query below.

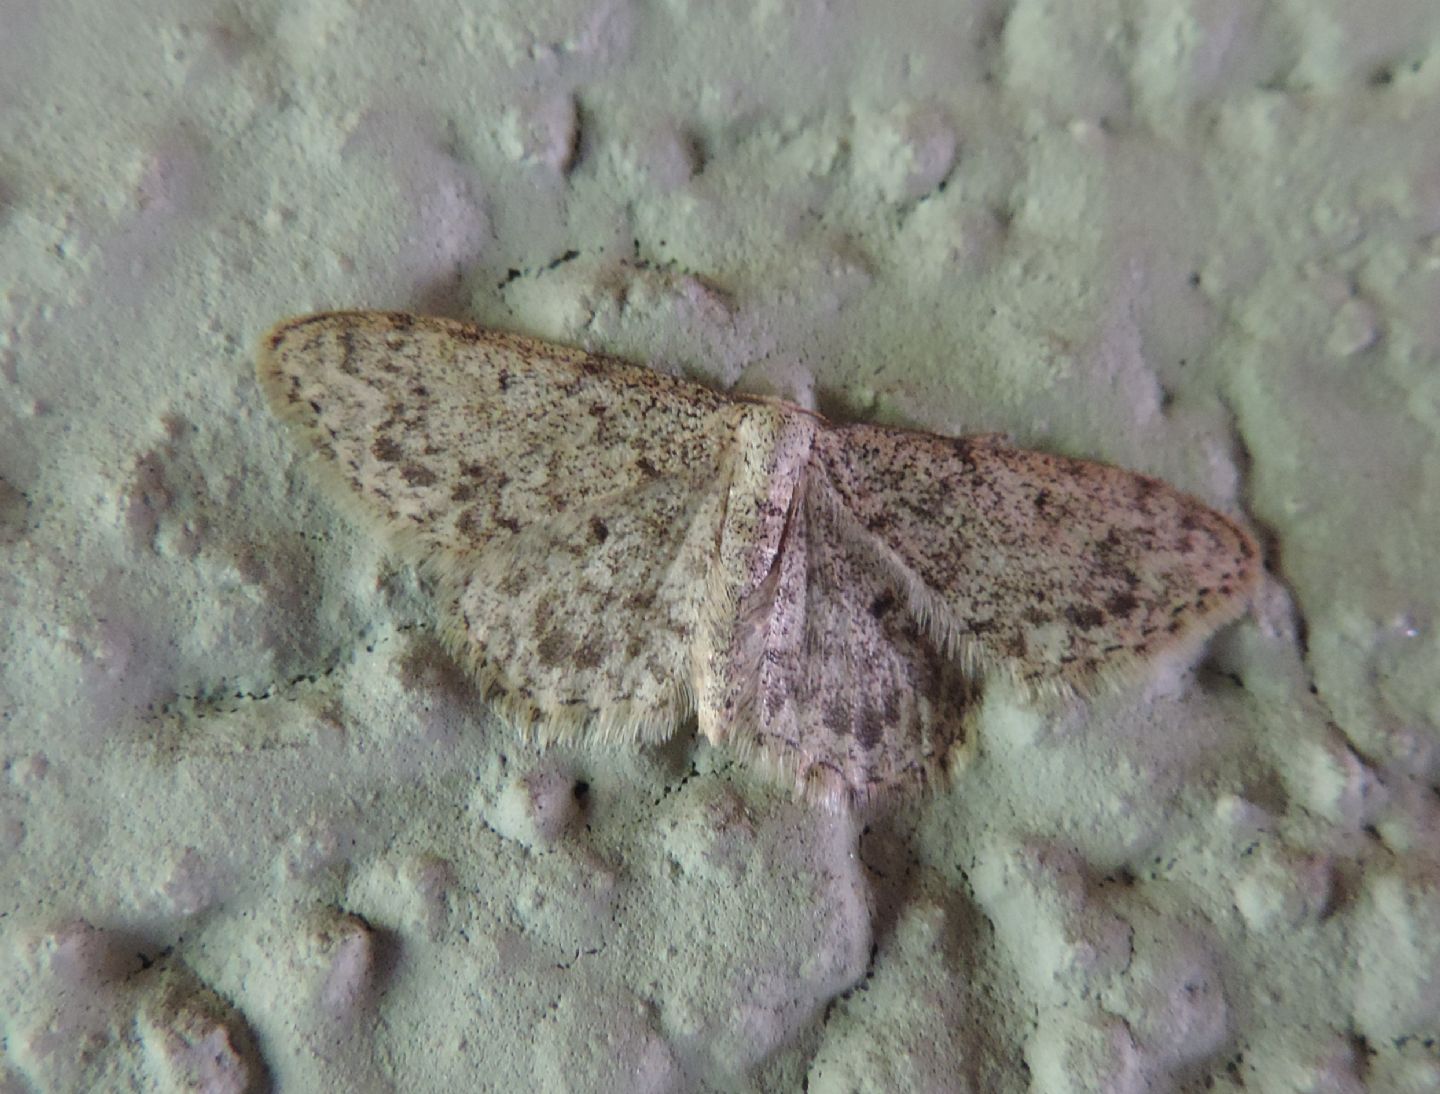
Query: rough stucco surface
2,1,1439,1091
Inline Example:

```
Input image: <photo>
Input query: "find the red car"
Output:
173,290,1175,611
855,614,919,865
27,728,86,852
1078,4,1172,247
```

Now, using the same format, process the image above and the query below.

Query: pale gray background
2,1,1439,1091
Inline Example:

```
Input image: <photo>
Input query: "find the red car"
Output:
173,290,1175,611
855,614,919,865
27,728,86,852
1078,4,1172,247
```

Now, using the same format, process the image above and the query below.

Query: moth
258,312,1260,806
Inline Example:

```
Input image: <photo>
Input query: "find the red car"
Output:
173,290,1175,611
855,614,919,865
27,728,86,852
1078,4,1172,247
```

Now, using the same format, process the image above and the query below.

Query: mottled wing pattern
451,473,728,742
258,312,740,741
260,311,1263,806
811,423,1261,696
258,313,734,560
717,470,974,806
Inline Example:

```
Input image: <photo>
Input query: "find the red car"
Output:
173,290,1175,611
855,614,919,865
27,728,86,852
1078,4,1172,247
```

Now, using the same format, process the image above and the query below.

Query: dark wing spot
339,329,361,375
401,463,437,487
1064,604,1106,630
573,641,604,671
855,700,886,751
947,436,982,468
590,516,610,544
1104,591,1139,617
536,628,573,668
372,437,404,463
870,591,896,619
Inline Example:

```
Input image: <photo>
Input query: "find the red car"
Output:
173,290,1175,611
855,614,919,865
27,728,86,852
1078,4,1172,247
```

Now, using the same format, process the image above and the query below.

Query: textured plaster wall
2,1,1439,1091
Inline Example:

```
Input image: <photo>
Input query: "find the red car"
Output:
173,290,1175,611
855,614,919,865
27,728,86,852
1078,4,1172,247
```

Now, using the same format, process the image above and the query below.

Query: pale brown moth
258,312,1260,807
